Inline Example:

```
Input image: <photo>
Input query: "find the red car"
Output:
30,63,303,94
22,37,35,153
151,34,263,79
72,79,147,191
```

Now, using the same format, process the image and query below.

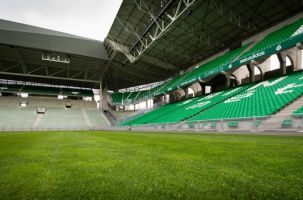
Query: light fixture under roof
42,52,70,64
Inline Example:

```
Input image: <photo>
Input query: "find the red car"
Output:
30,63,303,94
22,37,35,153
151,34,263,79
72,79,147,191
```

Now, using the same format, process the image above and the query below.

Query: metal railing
119,114,303,132
0,114,302,132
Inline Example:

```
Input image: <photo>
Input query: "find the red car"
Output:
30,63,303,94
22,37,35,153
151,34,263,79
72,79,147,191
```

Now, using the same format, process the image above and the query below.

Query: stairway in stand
260,95,303,130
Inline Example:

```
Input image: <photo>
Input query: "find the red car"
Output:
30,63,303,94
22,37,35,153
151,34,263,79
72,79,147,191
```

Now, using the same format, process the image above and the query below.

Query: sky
0,0,123,41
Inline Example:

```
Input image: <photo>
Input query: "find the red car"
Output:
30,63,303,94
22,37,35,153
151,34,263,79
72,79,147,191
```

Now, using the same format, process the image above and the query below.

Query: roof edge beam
0,71,100,83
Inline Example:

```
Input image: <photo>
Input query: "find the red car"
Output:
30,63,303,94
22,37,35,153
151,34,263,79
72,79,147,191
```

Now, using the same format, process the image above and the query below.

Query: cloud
0,0,122,41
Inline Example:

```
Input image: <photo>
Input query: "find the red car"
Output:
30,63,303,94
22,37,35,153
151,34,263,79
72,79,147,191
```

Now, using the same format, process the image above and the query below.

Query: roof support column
99,80,109,111
230,74,239,86
198,82,206,96
221,72,231,88
284,48,301,71
296,42,303,50
277,52,287,75
45,62,49,76
226,74,231,89
14,47,28,74
99,81,103,110
183,88,189,99
255,65,264,81
246,64,255,83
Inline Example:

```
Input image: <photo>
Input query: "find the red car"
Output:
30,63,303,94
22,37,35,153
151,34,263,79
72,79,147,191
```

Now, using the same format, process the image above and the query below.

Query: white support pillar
247,64,255,83
102,84,109,111
99,81,103,110
285,48,302,71
277,52,287,75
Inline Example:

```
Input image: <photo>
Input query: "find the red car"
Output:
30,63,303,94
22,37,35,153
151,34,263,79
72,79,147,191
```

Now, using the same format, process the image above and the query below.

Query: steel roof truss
0,71,100,83
0,63,20,73
50,69,65,77
128,0,196,63
14,48,28,74
209,0,257,31
28,66,44,74
71,71,84,79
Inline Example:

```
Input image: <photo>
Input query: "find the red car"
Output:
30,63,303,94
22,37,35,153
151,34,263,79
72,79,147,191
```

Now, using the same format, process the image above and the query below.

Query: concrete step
260,95,303,129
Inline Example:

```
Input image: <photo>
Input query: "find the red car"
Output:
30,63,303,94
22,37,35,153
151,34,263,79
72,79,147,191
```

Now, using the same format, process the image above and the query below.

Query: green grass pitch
0,131,303,200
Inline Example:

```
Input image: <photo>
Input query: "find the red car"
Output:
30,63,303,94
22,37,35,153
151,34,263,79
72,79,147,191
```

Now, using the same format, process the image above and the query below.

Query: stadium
0,0,303,199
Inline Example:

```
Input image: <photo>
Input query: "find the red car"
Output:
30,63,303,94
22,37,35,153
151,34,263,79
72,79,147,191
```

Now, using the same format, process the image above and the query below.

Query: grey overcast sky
0,0,123,41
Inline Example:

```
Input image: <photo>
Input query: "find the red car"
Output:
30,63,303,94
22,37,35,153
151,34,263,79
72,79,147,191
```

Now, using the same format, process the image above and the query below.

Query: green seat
255,120,262,127
282,118,292,128
211,122,217,129
293,106,303,116
228,121,238,128
188,122,195,129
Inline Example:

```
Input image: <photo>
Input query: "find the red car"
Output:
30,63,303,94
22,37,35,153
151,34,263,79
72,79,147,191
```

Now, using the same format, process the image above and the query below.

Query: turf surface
0,131,302,200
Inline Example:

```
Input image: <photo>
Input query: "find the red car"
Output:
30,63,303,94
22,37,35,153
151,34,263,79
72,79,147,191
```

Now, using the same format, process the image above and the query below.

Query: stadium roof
0,19,171,90
0,19,110,88
105,0,303,89
0,19,109,60
0,1,302,91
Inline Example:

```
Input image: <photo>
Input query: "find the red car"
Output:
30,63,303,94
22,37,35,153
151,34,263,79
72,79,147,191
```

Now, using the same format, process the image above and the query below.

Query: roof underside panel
0,19,109,60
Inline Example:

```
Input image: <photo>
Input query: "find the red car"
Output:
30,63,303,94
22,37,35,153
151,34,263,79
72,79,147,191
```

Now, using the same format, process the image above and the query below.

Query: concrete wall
285,47,302,71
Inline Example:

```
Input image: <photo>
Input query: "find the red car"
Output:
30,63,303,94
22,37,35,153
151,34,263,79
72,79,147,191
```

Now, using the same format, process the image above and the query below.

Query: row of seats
0,108,37,129
112,91,144,105
112,85,162,105
38,108,86,129
86,110,110,127
0,96,109,130
148,85,251,124
121,71,303,125
293,106,303,116
189,71,303,121
239,17,303,61
120,99,197,125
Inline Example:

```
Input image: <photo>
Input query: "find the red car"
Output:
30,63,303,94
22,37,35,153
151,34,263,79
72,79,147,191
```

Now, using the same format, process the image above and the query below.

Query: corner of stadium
0,0,303,199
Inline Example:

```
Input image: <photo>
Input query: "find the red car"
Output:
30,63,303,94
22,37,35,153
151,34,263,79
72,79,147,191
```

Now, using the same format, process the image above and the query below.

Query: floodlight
42,52,70,64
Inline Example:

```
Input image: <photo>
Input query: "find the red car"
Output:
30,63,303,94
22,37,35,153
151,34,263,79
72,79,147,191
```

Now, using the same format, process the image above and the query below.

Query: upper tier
112,17,303,105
